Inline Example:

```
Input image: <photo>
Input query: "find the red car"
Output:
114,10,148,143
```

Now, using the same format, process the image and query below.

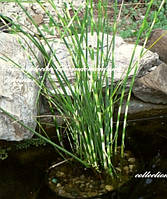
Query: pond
0,114,167,199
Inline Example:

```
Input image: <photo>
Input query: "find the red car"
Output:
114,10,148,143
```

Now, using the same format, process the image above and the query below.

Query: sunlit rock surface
0,33,39,141
44,32,159,95
41,33,167,119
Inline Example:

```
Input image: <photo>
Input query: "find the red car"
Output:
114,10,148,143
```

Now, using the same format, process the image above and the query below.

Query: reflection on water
0,116,167,199
0,157,42,199
0,147,57,199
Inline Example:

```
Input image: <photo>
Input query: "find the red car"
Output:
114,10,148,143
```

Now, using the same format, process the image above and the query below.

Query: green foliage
116,0,167,39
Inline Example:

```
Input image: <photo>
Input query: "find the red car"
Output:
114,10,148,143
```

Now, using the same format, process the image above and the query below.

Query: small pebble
123,166,129,174
80,175,85,179
80,184,85,188
89,184,93,188
145,178,153,184
105,185,114,191
51,178,58,184
129,164,134,172
86,182,90,186
100,183,105,189
88,192,97,197
56,183,61,187
56,171,65,177
124,152,130,157
116,167,121,172
58,189,65,195
128,157,135,163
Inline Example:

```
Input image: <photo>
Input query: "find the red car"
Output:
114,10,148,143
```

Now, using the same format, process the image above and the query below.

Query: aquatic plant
0,0,165,177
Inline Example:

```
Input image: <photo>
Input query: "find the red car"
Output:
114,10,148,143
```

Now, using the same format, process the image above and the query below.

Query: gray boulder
121,97,167,117
44,32,159,95
0,32,39,141
146,29,167,64
133,63,167,104
41,32,165,121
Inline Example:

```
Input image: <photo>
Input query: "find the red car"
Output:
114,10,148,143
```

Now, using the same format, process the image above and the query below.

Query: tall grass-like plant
0,0,165,177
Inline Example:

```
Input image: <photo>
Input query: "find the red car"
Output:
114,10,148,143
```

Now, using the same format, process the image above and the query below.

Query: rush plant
0,0,165,176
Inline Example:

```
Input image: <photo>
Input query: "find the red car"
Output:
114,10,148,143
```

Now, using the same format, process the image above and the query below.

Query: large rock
146,29,167,64
133,63,167,104
121,97,167,116
0,33,39,141
40,32,165,123
44,32,159,95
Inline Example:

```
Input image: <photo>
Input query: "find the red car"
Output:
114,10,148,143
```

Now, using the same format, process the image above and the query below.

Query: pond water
0,115,167,199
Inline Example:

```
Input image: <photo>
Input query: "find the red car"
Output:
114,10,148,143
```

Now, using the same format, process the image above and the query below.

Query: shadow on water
0,115,167,199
